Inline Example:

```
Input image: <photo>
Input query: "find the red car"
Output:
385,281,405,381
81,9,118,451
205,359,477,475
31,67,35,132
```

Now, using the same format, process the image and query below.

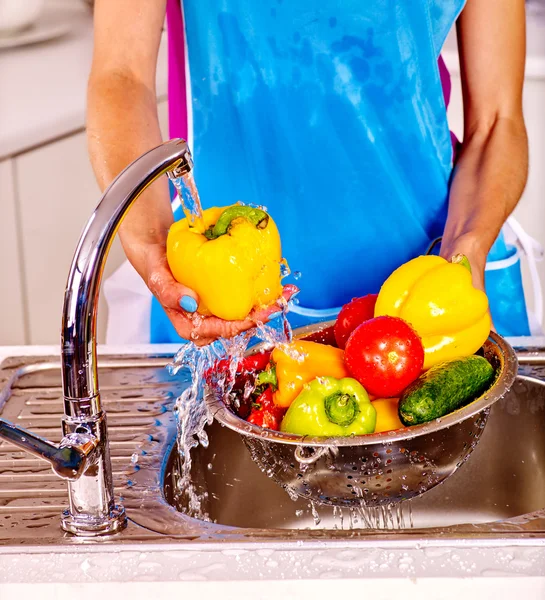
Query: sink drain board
0,354,182,545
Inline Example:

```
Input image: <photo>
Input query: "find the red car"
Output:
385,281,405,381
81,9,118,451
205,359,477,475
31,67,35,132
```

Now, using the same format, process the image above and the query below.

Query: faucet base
61,505,127,537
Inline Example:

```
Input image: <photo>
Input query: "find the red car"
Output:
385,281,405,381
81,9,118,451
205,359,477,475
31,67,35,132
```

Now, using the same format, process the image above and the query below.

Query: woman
88,0,528,345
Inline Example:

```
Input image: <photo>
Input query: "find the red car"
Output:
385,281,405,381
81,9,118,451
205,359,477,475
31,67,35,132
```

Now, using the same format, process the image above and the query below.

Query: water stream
168,170,205,229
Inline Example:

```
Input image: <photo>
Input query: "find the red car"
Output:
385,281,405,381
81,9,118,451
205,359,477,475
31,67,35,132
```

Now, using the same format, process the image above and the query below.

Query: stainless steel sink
163,385,545,531
1,348,545,547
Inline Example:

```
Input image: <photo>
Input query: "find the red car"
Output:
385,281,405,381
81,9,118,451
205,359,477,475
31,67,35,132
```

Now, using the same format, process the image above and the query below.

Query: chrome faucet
0,139,194,536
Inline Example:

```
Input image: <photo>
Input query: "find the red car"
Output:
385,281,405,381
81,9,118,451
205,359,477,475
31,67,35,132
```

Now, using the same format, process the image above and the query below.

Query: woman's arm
88,0,200,329
88,0,172,262
88,0,289,343
440,0,528,290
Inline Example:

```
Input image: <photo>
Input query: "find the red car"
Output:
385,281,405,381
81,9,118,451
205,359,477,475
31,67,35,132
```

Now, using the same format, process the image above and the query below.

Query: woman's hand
142,241,297,345
440,234,496,331
440,233,487,293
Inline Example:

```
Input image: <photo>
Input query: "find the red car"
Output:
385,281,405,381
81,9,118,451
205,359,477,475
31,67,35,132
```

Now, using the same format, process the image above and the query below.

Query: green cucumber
399,355,495,426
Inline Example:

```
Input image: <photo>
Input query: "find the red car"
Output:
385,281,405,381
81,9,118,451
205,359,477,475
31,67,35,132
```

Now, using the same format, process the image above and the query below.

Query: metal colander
205,322,518,507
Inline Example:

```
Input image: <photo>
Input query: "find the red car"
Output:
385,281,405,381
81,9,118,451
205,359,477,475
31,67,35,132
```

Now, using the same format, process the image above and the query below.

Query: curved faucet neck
61,139,193,412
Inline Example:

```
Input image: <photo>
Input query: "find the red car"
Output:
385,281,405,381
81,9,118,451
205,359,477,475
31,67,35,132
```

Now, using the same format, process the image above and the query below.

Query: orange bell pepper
258,340,349,408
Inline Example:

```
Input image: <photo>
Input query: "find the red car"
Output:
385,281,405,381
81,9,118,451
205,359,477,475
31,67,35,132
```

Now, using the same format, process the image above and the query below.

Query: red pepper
247,387,286,431
205,351,272,382
205,351,274,420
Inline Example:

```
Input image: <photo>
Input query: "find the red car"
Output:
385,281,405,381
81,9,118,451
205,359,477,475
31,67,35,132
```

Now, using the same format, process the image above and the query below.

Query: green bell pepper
280,376,376,437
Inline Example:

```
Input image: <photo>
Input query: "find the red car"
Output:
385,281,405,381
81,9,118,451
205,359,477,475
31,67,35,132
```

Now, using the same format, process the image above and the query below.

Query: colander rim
205,323,518,447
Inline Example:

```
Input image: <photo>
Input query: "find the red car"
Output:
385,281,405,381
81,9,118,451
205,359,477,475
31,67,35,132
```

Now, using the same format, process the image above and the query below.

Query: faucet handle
0,419,97,480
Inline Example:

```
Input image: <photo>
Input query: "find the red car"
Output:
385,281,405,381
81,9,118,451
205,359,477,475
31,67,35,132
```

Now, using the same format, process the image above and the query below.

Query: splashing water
168,341,225,519
310,502,322,526
169,312,292,520
325,502,414,530
169,309,416,531
290,502,414,531
280,259,291,279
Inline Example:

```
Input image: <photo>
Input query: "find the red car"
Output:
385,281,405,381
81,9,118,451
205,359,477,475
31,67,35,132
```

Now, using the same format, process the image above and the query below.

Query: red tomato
344,316,424,398
334,294,378,349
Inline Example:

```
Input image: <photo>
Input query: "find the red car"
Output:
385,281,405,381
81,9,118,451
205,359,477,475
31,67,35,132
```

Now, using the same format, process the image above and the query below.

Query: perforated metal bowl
205,322,518,507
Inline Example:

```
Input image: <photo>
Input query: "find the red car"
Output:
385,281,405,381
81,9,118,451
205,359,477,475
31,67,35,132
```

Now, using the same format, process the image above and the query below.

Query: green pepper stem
256,365,277,389
205,206,269,240
324,392,359,427
451,253,472,274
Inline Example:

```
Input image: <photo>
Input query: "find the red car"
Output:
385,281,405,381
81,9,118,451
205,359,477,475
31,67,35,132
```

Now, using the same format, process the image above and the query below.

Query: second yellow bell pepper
258,340,350,408
374,254,491,369
372,398,404,433
166,204,283,320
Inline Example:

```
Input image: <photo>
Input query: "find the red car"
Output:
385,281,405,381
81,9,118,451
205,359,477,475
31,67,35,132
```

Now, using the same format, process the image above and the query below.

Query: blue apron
151,0,531,342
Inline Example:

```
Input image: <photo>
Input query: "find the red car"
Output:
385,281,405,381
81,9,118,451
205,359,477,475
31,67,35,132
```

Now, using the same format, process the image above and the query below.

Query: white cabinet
15,133,125,345
7,98,169,345
0,159,26,344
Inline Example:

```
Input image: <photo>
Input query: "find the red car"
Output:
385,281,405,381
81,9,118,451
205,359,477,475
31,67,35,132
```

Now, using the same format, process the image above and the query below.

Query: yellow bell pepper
372,398,404,433
166,205,283,320
259,340,350,408
374,254,491,370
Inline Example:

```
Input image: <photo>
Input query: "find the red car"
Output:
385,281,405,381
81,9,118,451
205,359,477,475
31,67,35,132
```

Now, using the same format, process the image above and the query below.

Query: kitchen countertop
0,0,168,161
1,578,543,600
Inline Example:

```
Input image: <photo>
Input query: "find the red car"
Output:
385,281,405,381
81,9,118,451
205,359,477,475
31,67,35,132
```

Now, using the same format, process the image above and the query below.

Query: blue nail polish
268,311,283,321
180,295,198,313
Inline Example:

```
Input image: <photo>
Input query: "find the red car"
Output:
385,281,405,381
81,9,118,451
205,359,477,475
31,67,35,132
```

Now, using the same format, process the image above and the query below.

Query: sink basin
1,348,545,547
163,375,545,530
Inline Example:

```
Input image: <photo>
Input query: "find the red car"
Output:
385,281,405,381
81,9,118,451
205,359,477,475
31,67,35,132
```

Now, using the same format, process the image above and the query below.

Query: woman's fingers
251,284,299,323
148,261,200,313
189,285,300,343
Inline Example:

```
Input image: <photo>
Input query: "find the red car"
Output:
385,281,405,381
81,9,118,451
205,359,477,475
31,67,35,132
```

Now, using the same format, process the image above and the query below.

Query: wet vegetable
260,340,349,408
374,254,491,369
334,294,378,349
206,351,272,419
247,387,285,430
280,376,376,437
344,316,425,398
399,355,495,425
372,397,404,433
205,352,272,382
167,205,283,320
